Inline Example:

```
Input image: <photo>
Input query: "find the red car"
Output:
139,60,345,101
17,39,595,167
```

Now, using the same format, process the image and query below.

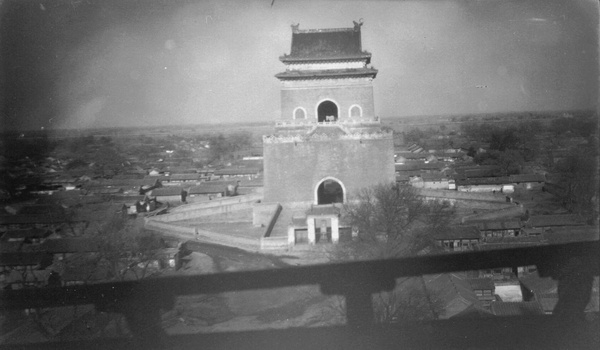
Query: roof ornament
291,23,300,33
353,19,364,31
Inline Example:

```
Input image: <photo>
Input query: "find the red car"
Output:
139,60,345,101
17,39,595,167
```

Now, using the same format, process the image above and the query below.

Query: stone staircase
269,206,293,238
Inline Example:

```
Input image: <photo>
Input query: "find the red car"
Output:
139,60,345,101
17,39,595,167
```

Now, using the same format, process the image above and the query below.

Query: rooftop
275,68,378,80
468,278,495,291
433,225,480,240
150,187,185,197
423,273,485,319
490,301,545,316
528,214,587,228
187,183,228,194
280,22,371,63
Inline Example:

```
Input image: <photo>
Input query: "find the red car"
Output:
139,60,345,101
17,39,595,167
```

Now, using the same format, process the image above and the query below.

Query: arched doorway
317,100,338,122
349,105,362,118
316,178,344,204
293,107,306,119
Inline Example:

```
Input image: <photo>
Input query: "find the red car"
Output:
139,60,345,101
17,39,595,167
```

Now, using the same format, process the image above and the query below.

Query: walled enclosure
263,137,395,204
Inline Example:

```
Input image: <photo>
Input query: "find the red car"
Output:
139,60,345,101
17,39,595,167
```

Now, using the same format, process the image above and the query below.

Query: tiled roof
275,68,377,80
151,187,185,197
238,177,263,187
456,177,511,186
477,236,546,250
168,174,200,181
208,180,240,187
490,301,544,316
423,273,485,319
214,168,260,176
109,194,147,204
282,25,369,61
509,173,546,183
468,278,495,291
395,162,445,172
528,214,586,228
92,178,160,187
421,172,448,181
483,236,544,244
543,226,599,244
395,153,429,161
519,270,558,296
474,220,522,231
187,183,227,194
434,225,480,240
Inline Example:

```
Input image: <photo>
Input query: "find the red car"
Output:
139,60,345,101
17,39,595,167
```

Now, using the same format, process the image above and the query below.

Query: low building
456,177,514,193
213,167,261,179
164,173,201,185
187,183,227,200
434,226,481,252
473,220,522,240
468,278,496,308
409,172,450,189
526,214,587,232
395,162,446,174
423,273,492,319
149,186,187,203
509,173,545,190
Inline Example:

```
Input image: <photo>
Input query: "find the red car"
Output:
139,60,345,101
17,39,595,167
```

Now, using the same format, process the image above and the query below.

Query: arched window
349,105,362,118
317,100,338,122
315,177,345,205
293,107,307,120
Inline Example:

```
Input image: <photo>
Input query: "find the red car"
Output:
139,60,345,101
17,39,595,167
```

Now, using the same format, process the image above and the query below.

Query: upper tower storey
275,21,379,125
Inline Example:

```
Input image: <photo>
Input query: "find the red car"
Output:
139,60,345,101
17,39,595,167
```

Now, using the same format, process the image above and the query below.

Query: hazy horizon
1,0,598,131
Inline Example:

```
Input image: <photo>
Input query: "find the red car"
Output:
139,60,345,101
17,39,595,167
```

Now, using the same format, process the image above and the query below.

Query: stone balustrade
275,118,380,128
263,130,393,144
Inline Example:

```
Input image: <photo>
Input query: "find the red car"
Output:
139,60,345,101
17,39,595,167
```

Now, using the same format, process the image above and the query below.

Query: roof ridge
295,27,356,34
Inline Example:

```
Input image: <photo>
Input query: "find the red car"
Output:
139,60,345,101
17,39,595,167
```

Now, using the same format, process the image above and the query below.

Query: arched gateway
317,100,338,122
315,178,345,205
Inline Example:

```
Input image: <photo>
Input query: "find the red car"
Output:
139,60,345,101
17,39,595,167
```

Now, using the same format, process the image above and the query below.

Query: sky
0,0,598,131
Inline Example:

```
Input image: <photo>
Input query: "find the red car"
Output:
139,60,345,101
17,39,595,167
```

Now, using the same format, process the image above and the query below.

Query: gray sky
1,0,598,130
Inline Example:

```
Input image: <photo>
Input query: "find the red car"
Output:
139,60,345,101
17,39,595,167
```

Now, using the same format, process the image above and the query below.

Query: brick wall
281,80,375,121
263,137,395,203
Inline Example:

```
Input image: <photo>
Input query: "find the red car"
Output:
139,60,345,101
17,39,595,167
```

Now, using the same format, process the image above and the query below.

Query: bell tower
263,21,395,205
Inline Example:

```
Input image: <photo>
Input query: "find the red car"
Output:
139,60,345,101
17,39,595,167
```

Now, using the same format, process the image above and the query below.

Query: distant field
382,110,596,132
4,109,595,140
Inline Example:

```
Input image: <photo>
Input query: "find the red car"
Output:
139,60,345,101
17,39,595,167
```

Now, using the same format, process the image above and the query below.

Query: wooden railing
1,240,598,349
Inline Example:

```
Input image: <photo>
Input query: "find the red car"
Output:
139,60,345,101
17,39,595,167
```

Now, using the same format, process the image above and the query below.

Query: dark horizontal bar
1,314,598,350
1,241,598,310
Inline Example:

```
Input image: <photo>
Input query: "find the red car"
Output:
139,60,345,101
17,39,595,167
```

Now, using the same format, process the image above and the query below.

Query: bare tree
330,183,455,323
92,214,165,281
373,277,444,323
553,143,599,218
335,183,453,260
